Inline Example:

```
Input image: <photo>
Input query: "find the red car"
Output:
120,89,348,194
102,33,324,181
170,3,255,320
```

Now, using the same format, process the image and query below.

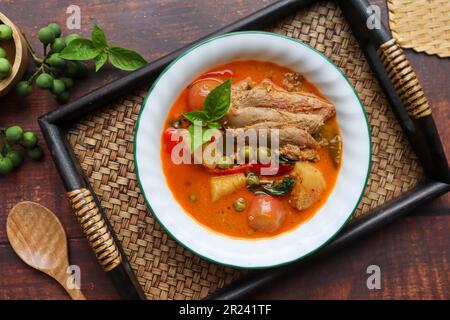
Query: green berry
0,24,13,41
0,156,14,174
74,61,88,78
51,79,66,95
36,73,53,89
60,77,74,89
15,81,32,97
65,33,81,45
22,131,38,149
47,23,61,38
64,61,77,77
48,53,66,68
51,37,66,53
5,125,24,143
38,27,55,45
27,145,43,160
0,57,12,78
0,47,7,59
6,150,22,168
56,90,70,103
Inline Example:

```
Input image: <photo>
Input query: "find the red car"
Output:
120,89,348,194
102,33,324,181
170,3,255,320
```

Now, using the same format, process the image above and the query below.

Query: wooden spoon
6,201,86,300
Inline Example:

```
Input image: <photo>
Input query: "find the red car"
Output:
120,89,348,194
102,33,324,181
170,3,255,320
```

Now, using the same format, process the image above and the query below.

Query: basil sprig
183,79,231,128
183,79,231,151
59,25,147,71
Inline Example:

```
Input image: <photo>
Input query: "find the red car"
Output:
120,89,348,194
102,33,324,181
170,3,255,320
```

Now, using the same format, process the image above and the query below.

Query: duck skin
230,78,336,119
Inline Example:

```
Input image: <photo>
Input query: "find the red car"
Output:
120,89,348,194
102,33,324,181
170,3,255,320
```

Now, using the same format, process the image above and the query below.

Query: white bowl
134,32,371,269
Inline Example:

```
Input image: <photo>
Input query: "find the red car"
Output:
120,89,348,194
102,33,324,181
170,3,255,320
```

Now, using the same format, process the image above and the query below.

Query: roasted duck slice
226,126,319,150
231,78,336,119
279,144,319,161
224,107,324,134
223,77,336,161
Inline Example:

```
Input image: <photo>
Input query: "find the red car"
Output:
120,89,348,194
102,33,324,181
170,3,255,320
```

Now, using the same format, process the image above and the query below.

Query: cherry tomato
247,194,286,233
163,128,182,154
187,78,222,110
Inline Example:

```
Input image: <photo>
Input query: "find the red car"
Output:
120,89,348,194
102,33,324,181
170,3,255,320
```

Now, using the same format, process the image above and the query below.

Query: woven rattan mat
388,0,450,57
66,1,423,300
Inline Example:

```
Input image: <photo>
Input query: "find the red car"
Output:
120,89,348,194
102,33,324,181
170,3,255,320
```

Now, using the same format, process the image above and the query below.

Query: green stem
27,65,44,83
22,33,43,65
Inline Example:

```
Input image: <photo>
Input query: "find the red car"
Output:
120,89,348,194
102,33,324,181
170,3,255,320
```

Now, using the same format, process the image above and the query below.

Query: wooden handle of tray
66,188,122,272
377,38,431,119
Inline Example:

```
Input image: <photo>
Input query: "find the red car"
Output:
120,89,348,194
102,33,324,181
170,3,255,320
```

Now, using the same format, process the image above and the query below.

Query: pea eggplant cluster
15,23,87,103
0,126,43,175
0,23,13,79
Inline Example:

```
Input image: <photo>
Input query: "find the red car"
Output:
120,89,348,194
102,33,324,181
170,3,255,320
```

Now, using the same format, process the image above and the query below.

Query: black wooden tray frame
38,0,450,300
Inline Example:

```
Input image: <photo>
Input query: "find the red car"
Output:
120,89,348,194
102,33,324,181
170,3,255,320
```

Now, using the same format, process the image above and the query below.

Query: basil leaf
94,51,108,72
108,46,147,71
59,38,101,60
261,176,295,196
92,25,108,49
207,122,221,129
183,110,209,124
203,78,231,121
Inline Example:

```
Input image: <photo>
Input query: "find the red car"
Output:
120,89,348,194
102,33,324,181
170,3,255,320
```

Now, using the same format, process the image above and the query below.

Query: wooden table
0,0,448,300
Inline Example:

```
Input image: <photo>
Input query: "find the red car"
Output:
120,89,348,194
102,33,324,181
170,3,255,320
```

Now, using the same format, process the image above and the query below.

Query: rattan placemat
388,0,450,57
66,1,423,300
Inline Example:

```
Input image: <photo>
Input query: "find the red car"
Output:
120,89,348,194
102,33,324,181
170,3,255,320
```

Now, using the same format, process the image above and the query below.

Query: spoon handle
55,272,87,300
64,286,87,300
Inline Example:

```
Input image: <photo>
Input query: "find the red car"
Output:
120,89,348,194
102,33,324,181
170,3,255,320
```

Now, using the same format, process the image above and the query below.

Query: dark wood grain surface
0,0,448,300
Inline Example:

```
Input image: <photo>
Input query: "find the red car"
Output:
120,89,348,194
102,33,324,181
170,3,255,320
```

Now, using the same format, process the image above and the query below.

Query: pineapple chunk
211,173,246,202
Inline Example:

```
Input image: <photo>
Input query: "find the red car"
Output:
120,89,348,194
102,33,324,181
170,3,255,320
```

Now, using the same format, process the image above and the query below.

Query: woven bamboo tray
66,1,423,300
388,0,450,58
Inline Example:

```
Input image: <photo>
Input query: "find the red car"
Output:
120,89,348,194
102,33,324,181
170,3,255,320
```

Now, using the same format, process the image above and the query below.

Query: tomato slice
163,128,181,154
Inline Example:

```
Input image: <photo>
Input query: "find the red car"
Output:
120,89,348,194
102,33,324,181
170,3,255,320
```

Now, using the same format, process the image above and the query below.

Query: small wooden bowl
0,12,28,97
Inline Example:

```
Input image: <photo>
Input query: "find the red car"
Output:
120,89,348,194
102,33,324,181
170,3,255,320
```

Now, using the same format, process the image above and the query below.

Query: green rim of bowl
134,31,372,269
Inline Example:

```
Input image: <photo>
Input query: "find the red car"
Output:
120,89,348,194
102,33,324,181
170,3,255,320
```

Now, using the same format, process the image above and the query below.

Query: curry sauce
161,60,341,239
